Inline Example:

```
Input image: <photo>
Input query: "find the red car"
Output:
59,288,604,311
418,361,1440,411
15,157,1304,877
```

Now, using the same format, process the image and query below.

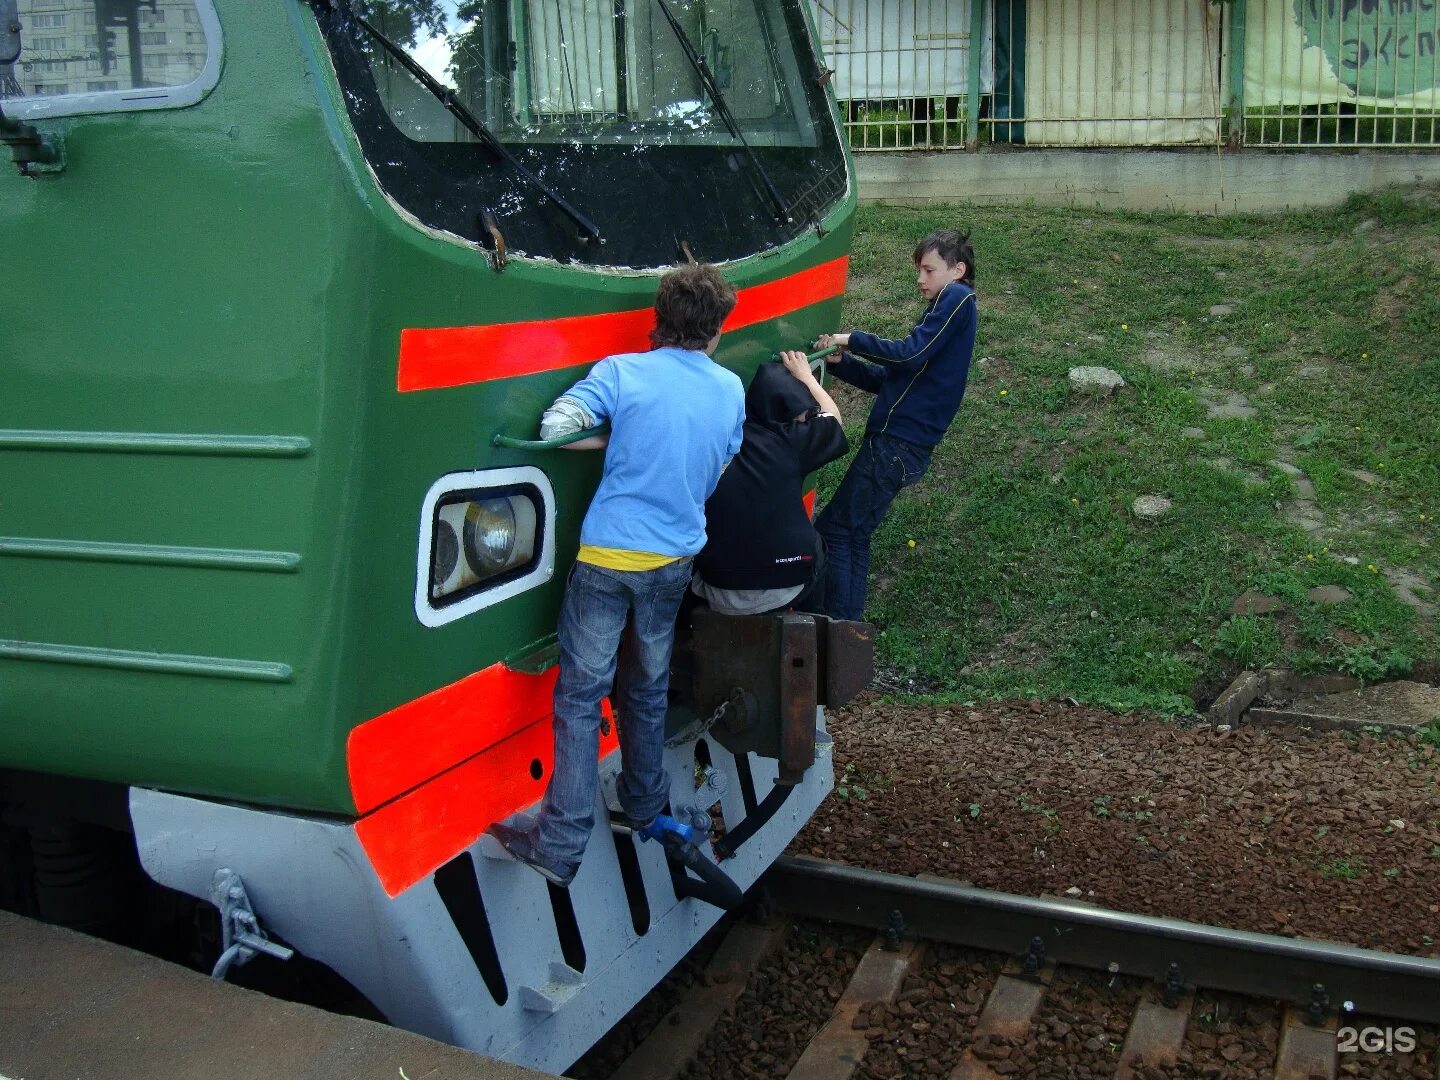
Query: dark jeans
814,432,932,621
538,557,693,872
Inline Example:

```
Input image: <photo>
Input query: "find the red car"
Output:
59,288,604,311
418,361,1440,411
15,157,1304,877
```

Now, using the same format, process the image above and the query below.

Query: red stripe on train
348,662,617,897
397,256,850,392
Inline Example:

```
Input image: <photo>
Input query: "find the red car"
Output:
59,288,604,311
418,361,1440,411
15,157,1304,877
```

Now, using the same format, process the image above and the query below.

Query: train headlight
417,468,556,627
431,495,534,598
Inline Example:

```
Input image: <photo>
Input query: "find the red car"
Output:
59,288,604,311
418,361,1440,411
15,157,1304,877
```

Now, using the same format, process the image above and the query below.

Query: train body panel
2,0,855,816
2,1,856,1067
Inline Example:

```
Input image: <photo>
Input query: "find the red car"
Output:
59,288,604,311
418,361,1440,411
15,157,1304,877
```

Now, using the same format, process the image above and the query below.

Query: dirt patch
795,697,1440,956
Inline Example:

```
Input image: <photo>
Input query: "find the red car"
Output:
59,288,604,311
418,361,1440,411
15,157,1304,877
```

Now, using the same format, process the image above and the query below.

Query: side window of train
2,0,222,121
415,467,557,627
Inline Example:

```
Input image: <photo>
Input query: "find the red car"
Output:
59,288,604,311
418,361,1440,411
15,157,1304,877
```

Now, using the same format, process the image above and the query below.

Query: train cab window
4,0,222,121
359,0,817,149
310,0,848,268
416,467,557,627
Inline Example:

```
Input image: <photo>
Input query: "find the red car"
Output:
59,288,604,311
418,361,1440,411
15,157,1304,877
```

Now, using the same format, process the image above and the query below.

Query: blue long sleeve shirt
562,348,745,557
829,281,978,449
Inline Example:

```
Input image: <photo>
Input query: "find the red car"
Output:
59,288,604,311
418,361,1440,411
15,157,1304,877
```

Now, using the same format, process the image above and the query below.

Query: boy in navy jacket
813,230,978,620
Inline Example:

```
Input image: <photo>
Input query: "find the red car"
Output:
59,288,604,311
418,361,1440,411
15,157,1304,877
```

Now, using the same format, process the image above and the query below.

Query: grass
820,189,1440,714
846,99,969,151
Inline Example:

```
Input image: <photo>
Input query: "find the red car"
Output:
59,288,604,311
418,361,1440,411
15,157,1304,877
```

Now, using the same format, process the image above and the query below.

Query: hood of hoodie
745,361,816,425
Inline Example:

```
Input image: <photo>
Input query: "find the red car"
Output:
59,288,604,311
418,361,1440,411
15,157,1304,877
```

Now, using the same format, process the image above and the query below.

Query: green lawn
820,189,1440,713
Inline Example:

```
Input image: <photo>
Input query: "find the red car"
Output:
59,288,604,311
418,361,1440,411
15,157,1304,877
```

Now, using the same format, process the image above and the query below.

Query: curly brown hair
650,263,738,350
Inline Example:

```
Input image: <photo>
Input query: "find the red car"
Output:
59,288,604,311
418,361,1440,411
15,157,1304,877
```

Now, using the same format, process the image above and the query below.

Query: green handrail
492,424,612,450
491,345,840,450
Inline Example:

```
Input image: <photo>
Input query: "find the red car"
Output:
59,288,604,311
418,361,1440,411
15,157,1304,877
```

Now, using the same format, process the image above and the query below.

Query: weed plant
822,190,1440,713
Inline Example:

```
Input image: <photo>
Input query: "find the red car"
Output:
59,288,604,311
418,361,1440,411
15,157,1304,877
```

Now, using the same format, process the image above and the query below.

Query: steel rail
764,856,1440,1024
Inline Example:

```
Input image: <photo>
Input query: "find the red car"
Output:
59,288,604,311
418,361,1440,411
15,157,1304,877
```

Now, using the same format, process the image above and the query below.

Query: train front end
1,0,854,1071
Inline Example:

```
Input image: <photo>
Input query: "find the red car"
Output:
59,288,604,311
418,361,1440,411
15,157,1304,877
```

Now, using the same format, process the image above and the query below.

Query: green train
1,0,855,1070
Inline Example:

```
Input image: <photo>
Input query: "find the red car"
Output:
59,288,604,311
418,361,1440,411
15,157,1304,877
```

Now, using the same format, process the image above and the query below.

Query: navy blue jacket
830,281,978,449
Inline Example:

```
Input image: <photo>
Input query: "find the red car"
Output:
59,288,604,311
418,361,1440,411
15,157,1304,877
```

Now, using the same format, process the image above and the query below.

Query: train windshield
314,0,848,267
361,0,820,149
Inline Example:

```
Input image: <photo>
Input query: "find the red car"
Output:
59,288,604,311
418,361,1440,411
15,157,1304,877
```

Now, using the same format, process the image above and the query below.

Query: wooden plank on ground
1273,1008,1336,1080
1116,989,1195,1080
949,964,1053,1080
785,939,921,1080
609,920,786,1080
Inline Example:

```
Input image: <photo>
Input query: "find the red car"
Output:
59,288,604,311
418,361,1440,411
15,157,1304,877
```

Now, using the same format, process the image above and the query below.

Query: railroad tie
948,959,1054,1080
1273,1007,1338,1080
784,937,922,1080
1114,985,1196,1080
609,919,787,1080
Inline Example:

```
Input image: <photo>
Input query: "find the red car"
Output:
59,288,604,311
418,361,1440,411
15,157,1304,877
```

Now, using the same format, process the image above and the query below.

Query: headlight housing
416,468,556,627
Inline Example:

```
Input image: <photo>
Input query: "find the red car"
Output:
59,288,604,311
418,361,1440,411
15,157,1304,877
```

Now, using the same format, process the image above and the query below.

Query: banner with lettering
1245,0,1440,107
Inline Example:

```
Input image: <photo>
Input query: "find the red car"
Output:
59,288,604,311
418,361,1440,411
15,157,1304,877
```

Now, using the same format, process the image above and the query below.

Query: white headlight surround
415,467,556,627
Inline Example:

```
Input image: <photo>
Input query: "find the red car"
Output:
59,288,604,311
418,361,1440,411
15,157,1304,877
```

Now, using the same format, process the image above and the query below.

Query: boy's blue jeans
537,557,693,873
815,432,932,621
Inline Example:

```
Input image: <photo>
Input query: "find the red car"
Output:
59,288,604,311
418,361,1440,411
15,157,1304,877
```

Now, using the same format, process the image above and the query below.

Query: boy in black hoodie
692,351,848,615
813,230,978,620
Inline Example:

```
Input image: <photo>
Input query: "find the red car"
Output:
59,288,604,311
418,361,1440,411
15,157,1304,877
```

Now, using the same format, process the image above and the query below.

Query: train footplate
685,609,875,785
636,815,743,911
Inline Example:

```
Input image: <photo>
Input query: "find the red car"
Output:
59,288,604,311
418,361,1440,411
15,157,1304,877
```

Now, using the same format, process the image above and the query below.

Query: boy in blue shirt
813,230,978,621
489,264,745,887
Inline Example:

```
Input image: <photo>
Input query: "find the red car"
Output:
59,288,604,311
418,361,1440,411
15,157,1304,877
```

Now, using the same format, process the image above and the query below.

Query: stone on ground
1308,585,1353,606
1231,589,1285,615
1068,366,1126,395
1383,568,1436,616
1131,495,1172,520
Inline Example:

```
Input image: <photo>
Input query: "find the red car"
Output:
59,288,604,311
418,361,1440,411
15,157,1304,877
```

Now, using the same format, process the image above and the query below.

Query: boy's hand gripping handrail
492,424,611,450
804,344,840,370
489,346,840,450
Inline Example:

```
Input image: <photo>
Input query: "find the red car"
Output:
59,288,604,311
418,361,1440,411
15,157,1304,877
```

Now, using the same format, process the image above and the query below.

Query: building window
12,0,219,116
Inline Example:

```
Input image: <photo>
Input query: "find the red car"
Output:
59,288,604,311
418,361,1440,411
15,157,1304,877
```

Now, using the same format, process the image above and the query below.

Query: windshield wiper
650,0,793,226
342,7,603,246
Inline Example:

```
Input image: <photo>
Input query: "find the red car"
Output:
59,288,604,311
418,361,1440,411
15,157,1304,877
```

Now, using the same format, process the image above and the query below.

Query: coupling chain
665,697,729,748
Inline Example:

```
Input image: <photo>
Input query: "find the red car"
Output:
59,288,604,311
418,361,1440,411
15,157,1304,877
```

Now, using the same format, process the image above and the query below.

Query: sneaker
486,822,576,887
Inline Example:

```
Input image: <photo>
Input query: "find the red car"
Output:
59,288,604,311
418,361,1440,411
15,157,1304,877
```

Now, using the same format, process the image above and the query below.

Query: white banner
812,0,995,99
1022,0,1222,145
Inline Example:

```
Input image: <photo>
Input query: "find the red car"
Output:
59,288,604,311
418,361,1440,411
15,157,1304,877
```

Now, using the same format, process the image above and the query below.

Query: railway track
584,857,1440,1080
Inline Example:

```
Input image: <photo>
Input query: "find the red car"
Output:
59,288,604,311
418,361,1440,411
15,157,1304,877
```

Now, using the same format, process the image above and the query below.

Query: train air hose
639,814,743,912
490,346,840,451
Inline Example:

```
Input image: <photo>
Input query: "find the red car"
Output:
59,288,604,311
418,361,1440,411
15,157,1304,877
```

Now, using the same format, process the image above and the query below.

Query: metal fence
813,0,1440,150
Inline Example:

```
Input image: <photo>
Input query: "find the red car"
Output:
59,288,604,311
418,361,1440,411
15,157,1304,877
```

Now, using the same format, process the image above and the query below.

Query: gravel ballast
795,696,1440,956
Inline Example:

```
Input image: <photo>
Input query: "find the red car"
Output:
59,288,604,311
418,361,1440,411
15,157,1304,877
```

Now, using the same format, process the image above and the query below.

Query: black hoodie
695,363,849,590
